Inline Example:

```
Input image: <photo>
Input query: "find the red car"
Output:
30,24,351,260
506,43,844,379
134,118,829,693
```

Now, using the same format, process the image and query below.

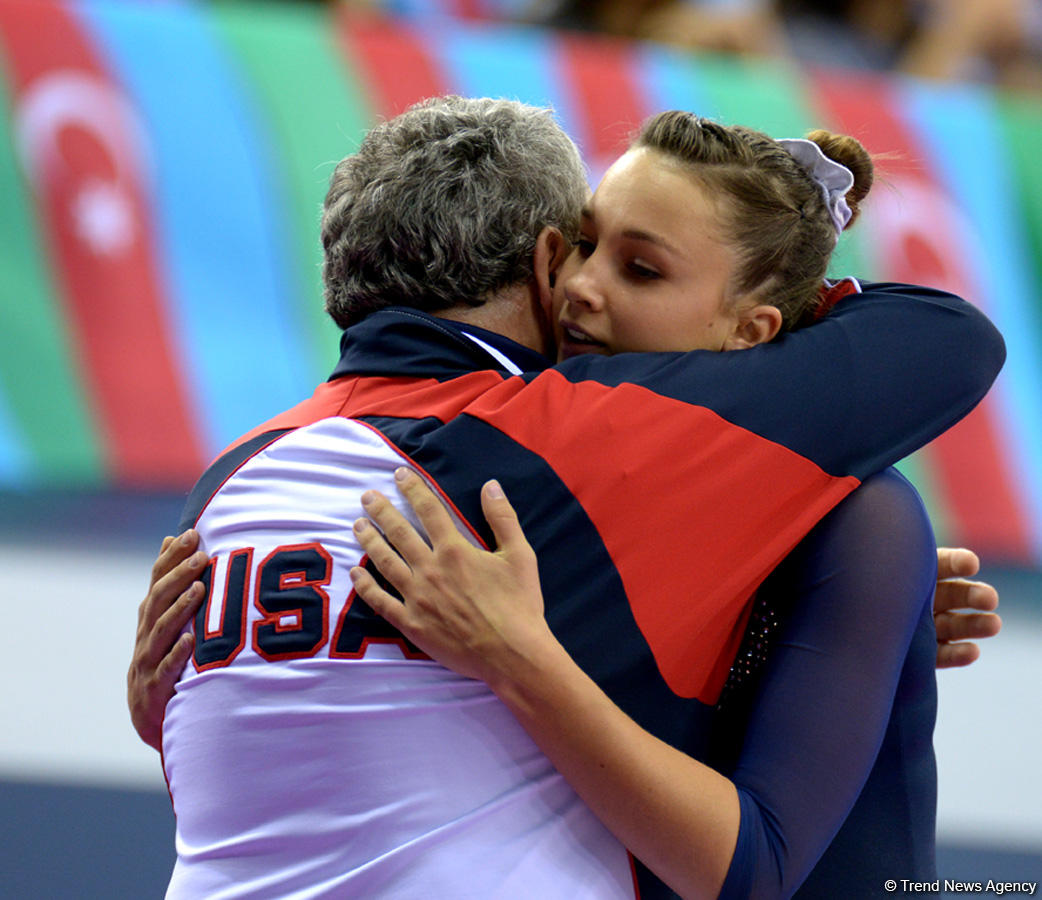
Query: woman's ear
723,304,783,351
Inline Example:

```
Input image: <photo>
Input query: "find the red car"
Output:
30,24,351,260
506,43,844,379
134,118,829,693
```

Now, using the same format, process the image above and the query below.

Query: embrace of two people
129,96,1003,899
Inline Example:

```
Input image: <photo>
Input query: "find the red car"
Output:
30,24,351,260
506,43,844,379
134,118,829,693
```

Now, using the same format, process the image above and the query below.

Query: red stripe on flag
447,0,487,21
555,33,650,166
0,1,207,488
336,11,450,119
810,70,1030,558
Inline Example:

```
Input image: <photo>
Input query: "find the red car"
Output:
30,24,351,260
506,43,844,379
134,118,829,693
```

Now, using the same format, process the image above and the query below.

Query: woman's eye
627,261,660,280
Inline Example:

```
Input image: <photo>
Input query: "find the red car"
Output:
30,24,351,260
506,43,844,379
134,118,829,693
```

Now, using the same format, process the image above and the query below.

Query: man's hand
127,530,208,751
934,547,1001,669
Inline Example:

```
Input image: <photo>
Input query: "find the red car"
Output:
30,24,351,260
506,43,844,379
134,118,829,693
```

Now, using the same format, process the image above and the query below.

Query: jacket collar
329,307,553,382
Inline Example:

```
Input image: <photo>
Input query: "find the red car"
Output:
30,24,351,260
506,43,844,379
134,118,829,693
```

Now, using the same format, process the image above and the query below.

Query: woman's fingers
350,565,410,633
151,529,199,586
147,576,206,665
139,550,208,670
353,516,415,594
152,628,197,694
392,468,460,545
141,530,201,632
129,533,208,750
480,480,534,562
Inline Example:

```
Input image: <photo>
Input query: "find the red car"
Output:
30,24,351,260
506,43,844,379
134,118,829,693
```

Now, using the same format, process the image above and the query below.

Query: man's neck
431,284,555,359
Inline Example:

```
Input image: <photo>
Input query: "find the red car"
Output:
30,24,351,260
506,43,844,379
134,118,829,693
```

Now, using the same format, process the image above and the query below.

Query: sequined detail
716,593,781,712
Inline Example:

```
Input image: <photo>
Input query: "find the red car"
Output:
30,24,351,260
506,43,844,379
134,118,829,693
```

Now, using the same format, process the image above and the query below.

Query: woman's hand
350,467,739,899
348,468,557,689
128,530,208,750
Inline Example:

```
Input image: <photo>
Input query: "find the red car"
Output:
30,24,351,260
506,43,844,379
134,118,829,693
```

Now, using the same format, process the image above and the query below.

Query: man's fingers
937,641,982,670
480,480,532,559
934,579,999,614
936,546,980,581
350,566,409,632
353,518,415,591
935,610,1002,643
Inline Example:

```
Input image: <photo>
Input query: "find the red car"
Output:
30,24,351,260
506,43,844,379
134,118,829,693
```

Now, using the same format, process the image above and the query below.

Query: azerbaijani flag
0,0,1039,564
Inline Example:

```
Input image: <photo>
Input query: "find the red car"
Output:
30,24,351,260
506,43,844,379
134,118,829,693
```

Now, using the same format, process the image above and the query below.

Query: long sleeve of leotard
793,596,938,897
714,468,938,899
554,282,1005,483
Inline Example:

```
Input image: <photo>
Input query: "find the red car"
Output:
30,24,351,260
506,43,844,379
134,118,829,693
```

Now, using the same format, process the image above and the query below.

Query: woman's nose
562,264,606,313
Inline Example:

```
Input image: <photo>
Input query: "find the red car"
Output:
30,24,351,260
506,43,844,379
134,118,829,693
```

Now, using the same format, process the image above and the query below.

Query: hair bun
806,130,874,227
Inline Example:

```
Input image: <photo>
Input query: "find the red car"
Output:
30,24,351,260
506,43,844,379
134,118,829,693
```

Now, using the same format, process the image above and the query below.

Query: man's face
553,148,742,361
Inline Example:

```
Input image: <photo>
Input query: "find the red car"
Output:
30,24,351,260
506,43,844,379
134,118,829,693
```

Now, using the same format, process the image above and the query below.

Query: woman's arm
561,282,1006,484
709,467,939,896
350,469,739,900
123,534,1000,752
126,530,207,750
349,467,937,898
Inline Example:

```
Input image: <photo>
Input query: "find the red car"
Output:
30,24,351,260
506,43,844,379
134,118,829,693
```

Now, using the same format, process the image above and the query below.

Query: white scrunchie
776,137,854,236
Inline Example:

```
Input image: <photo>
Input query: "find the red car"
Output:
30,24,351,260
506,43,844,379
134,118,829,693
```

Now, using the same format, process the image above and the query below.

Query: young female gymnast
347,112,1002,897
129,102,1002,899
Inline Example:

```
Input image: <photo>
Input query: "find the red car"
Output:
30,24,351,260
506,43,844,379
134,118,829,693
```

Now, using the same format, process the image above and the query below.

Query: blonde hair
634,112,874,330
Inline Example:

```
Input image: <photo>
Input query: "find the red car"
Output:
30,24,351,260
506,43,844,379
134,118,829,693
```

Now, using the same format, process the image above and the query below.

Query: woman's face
555,147,745,360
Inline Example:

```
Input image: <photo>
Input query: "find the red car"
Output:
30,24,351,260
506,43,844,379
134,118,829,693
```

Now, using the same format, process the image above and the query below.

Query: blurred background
0,0,1039,895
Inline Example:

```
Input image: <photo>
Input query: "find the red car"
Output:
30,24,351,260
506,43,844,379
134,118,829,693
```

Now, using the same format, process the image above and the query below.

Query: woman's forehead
589,149,729,247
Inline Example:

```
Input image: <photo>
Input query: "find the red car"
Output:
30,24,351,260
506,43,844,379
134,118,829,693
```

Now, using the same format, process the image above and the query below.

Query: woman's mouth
558,322,608,359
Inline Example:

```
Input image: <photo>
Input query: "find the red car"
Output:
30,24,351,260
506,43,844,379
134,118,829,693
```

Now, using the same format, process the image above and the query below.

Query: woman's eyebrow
582,205,681,256
620,227,681,256
583,206,680,254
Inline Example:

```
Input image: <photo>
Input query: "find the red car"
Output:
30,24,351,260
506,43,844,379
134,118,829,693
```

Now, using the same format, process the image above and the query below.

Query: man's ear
723,304,783,351
523,226,572,359
533,226,571,311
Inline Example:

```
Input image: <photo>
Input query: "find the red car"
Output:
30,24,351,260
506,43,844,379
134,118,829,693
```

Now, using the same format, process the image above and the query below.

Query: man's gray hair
321,95,588,328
